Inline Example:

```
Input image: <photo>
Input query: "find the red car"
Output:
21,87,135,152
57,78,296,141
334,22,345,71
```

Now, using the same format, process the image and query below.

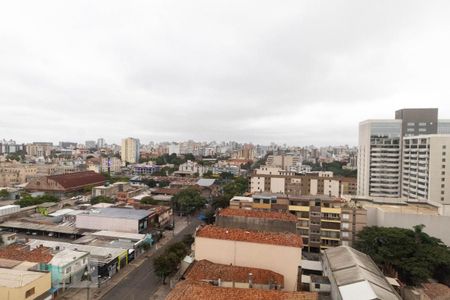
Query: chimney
248,272,253,288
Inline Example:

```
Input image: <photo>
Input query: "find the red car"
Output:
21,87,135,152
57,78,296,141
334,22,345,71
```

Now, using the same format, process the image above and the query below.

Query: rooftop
166,280,318,300
81,207,152,220
49,248,88,267
197,178,216,187
323,246,400,300
196,225,303,248
186,260,284,286
218,208,297,222
0,220,80,234
0,267,49,288
0,244,53,263
89,230,147,241
47,171,106,189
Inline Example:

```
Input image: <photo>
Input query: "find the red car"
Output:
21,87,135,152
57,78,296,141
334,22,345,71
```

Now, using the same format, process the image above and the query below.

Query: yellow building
0,267,51,300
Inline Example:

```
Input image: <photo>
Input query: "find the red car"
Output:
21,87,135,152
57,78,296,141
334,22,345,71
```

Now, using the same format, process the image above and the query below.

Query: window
444,145,447,149
25,288,35,298
315,283,321,289
342,223,350,229
418,122,427,126
443,171,446,175
443,165,446,169
442,184,445,188
407,122,415,126
342,214,350,220
342,232,349,238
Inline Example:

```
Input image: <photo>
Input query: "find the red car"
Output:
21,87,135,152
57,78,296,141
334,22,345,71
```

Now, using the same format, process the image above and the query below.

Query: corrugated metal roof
323,246,401,300
196,178,216,187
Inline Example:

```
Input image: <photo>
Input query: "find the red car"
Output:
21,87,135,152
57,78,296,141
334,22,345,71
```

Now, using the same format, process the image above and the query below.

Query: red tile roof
422,283,450,299
218,208,297,222
166,280,318,300
186,260,284,286
48,171,105,189
0,244,53,263
196,225,303,248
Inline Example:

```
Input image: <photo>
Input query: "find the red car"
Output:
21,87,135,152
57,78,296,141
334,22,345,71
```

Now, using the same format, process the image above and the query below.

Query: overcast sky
1,1,450,146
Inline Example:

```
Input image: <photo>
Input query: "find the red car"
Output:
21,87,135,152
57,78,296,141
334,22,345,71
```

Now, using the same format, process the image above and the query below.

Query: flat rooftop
196,225,303,248
0,268,48,288
0,220,80,234
362,202,439,215
89,230,146,241
82,207,153,220
218,208,297,222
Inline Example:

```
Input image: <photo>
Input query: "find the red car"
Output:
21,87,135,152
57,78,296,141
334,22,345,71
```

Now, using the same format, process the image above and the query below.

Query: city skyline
1,1,450,145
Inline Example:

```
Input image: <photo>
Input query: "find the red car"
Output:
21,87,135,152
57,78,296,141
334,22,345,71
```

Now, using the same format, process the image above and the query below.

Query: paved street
100,218,201,300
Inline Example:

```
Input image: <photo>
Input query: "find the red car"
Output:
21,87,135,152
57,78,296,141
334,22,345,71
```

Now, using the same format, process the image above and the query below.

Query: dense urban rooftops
186,259,284,286
218,208,297,222
0,244,53,263
196,225,303,248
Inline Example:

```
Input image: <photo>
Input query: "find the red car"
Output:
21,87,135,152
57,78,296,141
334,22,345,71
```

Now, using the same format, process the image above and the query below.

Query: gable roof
323,246,401,300
167,280,317,300
218,208,297,222
48,171,105,189
196,225,302,248
186,260,284,286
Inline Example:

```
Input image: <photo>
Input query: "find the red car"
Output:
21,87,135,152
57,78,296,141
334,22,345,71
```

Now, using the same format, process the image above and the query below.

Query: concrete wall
215,215,296,233
367,207,450,245
270,177,285,194
76,215,138,233
195,237,301,291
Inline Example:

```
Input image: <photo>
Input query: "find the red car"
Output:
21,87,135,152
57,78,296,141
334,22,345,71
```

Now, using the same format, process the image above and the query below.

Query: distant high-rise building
85,140,97,149
97,138,105,149
59,141,77,149
357,120,402,197
438,120,450,134
121,137,140,164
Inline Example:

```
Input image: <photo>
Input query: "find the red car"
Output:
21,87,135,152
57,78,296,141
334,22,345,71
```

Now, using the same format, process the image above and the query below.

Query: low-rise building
0,267,51,300
75,207,153,233
322,246,401,300
215,208,297,233
25,171,106,194
194,225,303,291
166,280,318,300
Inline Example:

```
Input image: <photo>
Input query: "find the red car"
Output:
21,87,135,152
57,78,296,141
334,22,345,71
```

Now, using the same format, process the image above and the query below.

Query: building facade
121,138,140,164
357,120,402,197
402,135,450,207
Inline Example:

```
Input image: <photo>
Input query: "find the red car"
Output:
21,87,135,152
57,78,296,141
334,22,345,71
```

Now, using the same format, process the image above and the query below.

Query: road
101,219,201,300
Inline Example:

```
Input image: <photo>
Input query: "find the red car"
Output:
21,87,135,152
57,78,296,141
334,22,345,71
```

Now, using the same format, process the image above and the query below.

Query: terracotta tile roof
186,260,284,286
152,188,181,195
422,283,450,299
196,225,303,248
0,244,53,263
218,208,297,222
166,280,318,300
48,171,105,189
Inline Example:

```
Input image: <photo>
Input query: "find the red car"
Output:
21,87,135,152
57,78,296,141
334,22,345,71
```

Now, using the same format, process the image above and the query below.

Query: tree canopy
0,189,9,200
153,239,191,284
15,193,59,207
172,188,206,214
354,225,450,285
140,196,158,205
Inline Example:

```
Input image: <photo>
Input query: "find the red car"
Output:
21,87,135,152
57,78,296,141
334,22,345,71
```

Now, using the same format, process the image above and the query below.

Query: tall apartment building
358,108,450,205
266,155,300,170
97,138,105,149
402,135,450,209
85,140,97,149
250,166,356,197
121,137,140,164
357,120,402,197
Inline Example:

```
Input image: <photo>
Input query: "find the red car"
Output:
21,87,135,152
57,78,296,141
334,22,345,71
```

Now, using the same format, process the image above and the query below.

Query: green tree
0,189,9,200
153,253,178,284
140,196,158,205
90,196,115,205
15,193,59,208
354,225,450,285
172,188,206,214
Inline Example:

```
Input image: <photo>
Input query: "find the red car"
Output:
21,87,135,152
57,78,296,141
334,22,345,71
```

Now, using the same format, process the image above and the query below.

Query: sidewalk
58,218,189,300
